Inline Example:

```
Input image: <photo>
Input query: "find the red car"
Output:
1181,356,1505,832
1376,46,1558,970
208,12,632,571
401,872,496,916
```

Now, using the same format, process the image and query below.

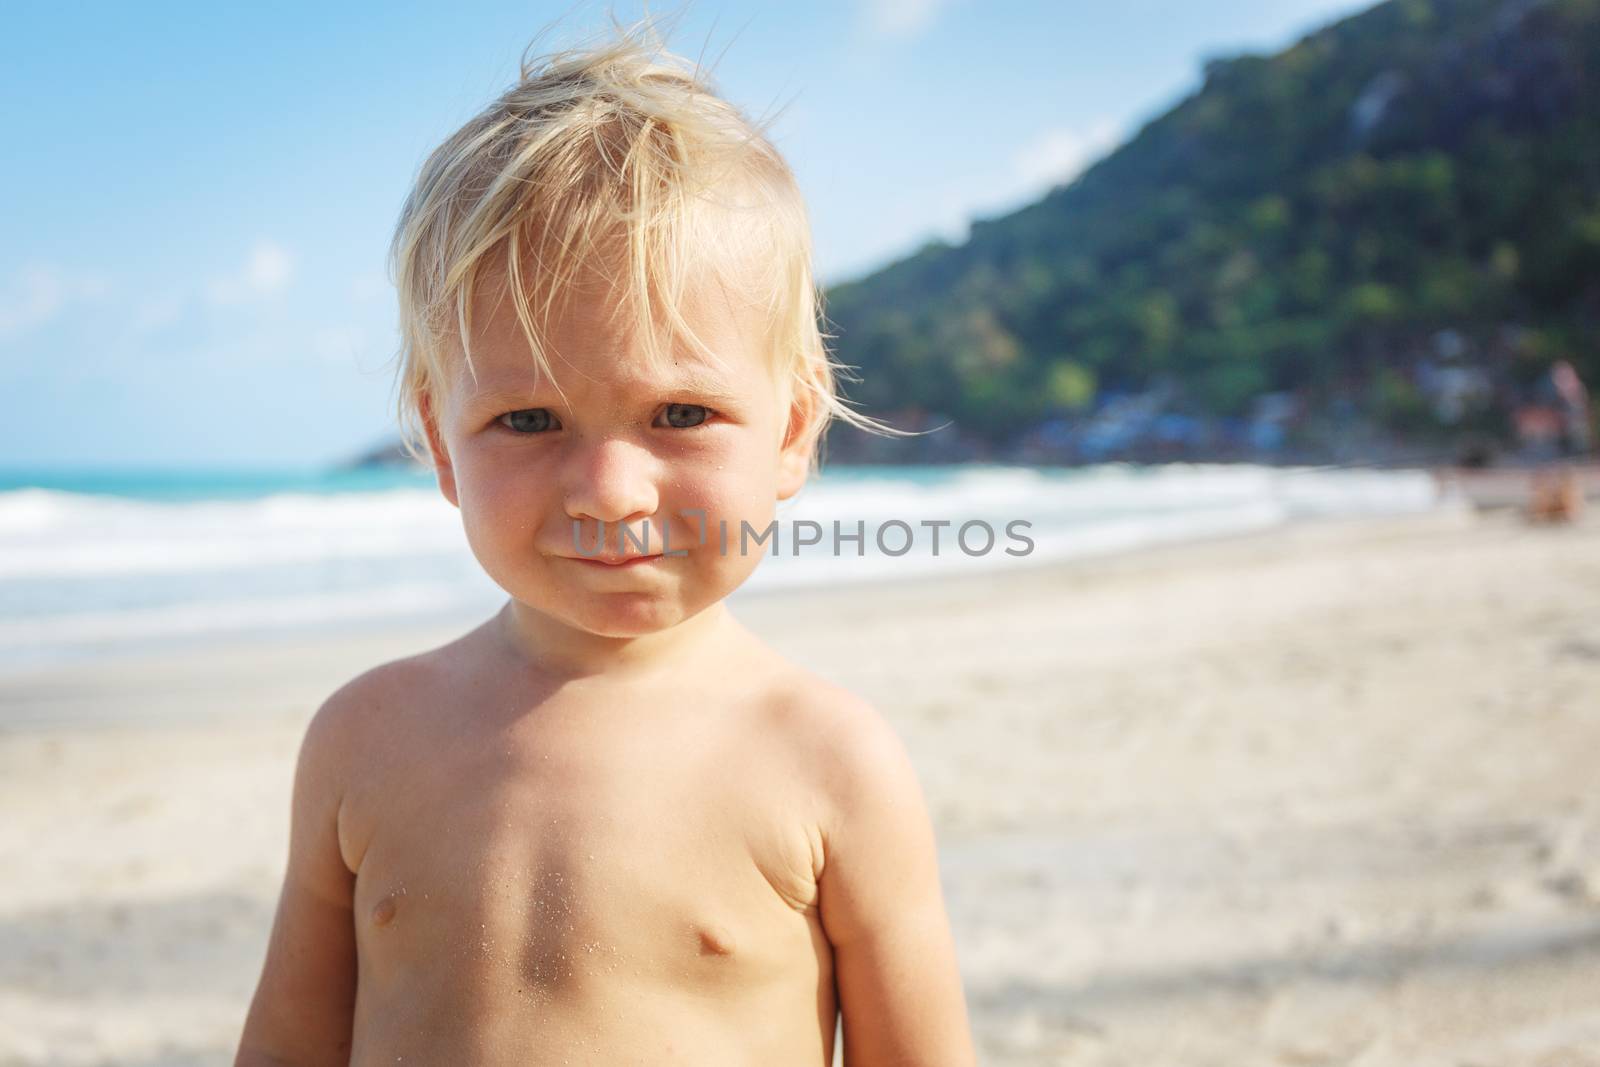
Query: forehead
449,254,773,398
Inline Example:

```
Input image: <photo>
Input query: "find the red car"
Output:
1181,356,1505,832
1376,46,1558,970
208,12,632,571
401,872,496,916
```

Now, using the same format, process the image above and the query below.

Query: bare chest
338,696,827,1008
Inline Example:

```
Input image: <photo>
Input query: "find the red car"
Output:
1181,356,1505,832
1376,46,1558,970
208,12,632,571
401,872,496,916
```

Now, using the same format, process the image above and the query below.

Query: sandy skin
237,601,965,1064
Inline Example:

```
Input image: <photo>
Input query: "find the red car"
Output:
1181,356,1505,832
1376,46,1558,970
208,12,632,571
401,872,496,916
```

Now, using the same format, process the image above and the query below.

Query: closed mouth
568,554,664,567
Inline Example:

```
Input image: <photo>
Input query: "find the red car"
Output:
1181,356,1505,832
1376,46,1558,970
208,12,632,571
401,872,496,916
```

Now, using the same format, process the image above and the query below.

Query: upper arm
235,679,366,1066
814,696,977,1067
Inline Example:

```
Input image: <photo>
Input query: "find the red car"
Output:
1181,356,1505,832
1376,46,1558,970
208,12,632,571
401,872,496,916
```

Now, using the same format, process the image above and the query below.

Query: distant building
1247,392,1299,452
1416,361,1493,424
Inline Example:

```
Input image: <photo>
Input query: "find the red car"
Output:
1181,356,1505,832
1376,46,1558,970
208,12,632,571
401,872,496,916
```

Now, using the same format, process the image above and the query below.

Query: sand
3,503,1599,1066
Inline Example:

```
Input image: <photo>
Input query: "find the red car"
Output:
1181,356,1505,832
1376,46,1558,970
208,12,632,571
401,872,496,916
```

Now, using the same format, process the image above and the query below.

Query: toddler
236,16,975,1066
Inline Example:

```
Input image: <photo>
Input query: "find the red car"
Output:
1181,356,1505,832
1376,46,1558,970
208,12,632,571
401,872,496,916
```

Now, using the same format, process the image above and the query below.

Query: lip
567,554,664,568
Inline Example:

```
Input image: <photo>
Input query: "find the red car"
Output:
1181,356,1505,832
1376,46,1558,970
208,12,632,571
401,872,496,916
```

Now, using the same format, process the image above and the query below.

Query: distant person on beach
234,15,975,1067
1550,360,1593,457
1527,360,1591,523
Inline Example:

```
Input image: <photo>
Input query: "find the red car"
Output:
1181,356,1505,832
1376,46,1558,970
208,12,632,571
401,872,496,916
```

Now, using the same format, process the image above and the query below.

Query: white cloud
825,116,1129,281
932,117,1126,244
0,267,64,340
0,264,109,342
1012,118,1124,194
865,0,954,39
246,242,293,291
206,239,294,306
120,241,299,342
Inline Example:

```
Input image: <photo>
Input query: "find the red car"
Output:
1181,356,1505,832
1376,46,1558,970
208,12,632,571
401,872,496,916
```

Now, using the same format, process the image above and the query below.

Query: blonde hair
385,11,904,478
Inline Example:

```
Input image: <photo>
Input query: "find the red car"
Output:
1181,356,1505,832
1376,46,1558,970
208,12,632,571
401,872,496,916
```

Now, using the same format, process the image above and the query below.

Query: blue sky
2,0,1373,470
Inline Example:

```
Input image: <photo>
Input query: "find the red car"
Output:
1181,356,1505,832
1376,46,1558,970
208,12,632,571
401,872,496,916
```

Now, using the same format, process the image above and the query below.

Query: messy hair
386,11,903,477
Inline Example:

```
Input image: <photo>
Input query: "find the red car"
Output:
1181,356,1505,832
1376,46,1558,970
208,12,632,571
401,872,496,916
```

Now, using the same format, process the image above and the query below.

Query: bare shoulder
753,663,924,845
295,639,468,809
746,680,973,1060
757,664,951,976
754,660,883,750
307,649,433,746
297,645,466,876
308,622,489,741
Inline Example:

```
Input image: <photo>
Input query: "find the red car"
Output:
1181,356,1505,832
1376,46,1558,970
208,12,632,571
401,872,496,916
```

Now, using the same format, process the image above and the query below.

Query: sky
1,0,1375,471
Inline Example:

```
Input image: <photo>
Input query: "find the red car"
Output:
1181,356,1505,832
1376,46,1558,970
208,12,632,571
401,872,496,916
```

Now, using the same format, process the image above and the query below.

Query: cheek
665,447,779,528
456,455,548,541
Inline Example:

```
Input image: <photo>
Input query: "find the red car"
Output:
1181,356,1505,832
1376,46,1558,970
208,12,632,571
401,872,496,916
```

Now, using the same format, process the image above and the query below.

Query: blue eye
496,405,711,434
499,409,559,434
661,403,709,429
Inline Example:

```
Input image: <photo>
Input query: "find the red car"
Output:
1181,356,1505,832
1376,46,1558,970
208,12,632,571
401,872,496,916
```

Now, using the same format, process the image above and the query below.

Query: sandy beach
3,502,1599,1066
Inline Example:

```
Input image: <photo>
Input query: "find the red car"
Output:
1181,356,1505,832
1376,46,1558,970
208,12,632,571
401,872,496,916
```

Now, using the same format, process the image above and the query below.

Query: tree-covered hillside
820,0,1600,463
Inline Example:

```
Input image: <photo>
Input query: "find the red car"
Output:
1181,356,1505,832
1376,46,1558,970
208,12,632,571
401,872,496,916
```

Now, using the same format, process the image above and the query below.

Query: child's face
422,262,813,641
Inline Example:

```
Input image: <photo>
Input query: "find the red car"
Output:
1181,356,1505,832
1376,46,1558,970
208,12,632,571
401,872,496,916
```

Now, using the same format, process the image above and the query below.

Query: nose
561,435,661,529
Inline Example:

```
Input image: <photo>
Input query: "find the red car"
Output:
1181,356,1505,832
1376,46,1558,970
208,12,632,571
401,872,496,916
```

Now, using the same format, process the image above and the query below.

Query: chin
569,596,691,637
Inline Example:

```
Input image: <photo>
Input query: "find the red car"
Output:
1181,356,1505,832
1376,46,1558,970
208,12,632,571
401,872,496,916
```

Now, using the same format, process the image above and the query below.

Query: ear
776,384,822,502
418,389,460,509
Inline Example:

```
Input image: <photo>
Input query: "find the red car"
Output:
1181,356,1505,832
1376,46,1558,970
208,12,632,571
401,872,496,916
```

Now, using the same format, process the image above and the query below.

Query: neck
491,597,737,685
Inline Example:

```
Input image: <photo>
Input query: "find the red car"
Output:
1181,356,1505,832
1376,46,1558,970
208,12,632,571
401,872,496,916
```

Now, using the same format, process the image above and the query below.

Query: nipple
371,894,399,927
697,924,735,956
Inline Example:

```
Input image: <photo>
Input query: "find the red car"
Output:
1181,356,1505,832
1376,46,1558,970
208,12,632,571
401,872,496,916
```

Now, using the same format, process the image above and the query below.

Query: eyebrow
464,374,746,412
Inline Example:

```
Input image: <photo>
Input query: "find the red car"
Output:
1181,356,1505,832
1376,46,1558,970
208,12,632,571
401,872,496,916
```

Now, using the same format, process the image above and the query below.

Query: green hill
820,0,1600,464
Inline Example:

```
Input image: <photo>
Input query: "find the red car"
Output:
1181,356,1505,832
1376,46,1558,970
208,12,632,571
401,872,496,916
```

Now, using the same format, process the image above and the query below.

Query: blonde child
235,14,976,1066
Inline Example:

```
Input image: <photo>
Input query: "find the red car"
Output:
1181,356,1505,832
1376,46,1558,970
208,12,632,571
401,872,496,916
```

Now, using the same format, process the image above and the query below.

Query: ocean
0,463,1447,674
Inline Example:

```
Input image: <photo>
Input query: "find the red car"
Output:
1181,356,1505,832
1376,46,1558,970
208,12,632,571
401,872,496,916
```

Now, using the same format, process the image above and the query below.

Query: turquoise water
0,463,966,503
0,462,1445,675
0,465,437,503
